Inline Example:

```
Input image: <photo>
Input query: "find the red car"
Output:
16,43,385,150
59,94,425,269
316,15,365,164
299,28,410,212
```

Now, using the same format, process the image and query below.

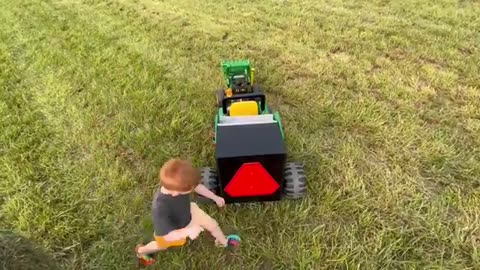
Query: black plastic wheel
216,89,224,108
283,162,307,199
194,167,219,204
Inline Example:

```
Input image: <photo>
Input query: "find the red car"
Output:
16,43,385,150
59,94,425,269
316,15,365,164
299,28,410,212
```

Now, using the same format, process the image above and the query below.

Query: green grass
1,0,479,269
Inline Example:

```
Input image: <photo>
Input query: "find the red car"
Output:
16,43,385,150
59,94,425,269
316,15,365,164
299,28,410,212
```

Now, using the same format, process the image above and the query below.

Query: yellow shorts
154,202,217,249
154,235,187,249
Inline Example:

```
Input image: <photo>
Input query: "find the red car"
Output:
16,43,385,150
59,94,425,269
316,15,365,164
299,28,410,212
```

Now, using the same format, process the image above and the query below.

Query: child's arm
194,184,217,200
194,184,225,206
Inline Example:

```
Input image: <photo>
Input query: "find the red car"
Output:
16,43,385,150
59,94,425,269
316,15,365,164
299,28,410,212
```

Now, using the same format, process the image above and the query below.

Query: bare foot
215,239,227,247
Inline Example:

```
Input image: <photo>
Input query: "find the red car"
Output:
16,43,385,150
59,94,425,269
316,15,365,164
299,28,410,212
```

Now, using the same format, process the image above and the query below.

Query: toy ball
226,234,241,247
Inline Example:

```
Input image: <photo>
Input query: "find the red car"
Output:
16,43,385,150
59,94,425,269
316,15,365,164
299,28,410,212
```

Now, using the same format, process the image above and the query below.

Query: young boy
135,158,240,264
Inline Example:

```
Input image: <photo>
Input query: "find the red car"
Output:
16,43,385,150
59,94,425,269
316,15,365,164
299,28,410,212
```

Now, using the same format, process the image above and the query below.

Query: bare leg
190,203,228,246
206,223,228,246
136,241,165,257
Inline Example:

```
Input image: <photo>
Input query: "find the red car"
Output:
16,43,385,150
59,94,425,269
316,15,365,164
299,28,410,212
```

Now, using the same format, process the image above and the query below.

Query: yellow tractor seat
229,101,259,116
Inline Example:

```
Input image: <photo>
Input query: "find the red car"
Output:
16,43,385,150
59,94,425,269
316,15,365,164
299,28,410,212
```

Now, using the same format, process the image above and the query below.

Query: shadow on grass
0,231,61,270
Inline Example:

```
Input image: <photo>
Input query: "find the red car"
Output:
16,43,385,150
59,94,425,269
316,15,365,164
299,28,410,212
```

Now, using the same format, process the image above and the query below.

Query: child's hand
213,196,225,207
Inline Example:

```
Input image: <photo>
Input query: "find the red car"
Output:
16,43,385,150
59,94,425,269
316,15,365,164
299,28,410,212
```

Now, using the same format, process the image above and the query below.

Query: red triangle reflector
224,162,279,197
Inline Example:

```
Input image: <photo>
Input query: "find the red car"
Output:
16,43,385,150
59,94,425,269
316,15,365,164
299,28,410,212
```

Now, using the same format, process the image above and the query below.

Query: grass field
1,0,480,269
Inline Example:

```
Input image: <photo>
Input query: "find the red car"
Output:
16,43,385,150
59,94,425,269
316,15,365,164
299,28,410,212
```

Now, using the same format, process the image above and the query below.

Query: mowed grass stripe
57,0,480,142
7,0,215,158
0,3,159,269
0,1,326,266
3,1,332,268
52,0,429,185
0,1,197,269
0,1,348,268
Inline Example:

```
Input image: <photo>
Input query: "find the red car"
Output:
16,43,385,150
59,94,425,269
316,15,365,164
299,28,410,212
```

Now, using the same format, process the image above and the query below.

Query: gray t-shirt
152,190,192,236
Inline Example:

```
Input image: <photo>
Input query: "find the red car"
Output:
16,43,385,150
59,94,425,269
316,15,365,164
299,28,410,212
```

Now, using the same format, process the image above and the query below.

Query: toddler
135,159,240,265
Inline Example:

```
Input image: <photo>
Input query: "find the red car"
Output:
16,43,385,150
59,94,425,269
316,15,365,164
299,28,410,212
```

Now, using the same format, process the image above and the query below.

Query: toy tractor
197,60,307,204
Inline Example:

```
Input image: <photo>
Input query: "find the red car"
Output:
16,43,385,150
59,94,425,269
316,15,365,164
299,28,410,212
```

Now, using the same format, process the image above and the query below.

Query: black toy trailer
197,60,307,204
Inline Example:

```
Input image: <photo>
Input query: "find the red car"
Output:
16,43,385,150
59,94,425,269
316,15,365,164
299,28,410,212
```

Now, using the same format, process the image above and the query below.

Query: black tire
283,162,307,199
216,89,224,108
252,84,262,93
194,167,219,204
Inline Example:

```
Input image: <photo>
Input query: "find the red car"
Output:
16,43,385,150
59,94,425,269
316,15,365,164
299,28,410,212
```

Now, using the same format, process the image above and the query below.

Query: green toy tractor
216,60,257,107
197,60,307,204
222,60,254,92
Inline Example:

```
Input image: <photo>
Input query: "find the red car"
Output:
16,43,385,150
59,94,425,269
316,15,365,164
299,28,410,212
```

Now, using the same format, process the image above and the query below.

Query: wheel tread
283,162,307,199
196,167,219,203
